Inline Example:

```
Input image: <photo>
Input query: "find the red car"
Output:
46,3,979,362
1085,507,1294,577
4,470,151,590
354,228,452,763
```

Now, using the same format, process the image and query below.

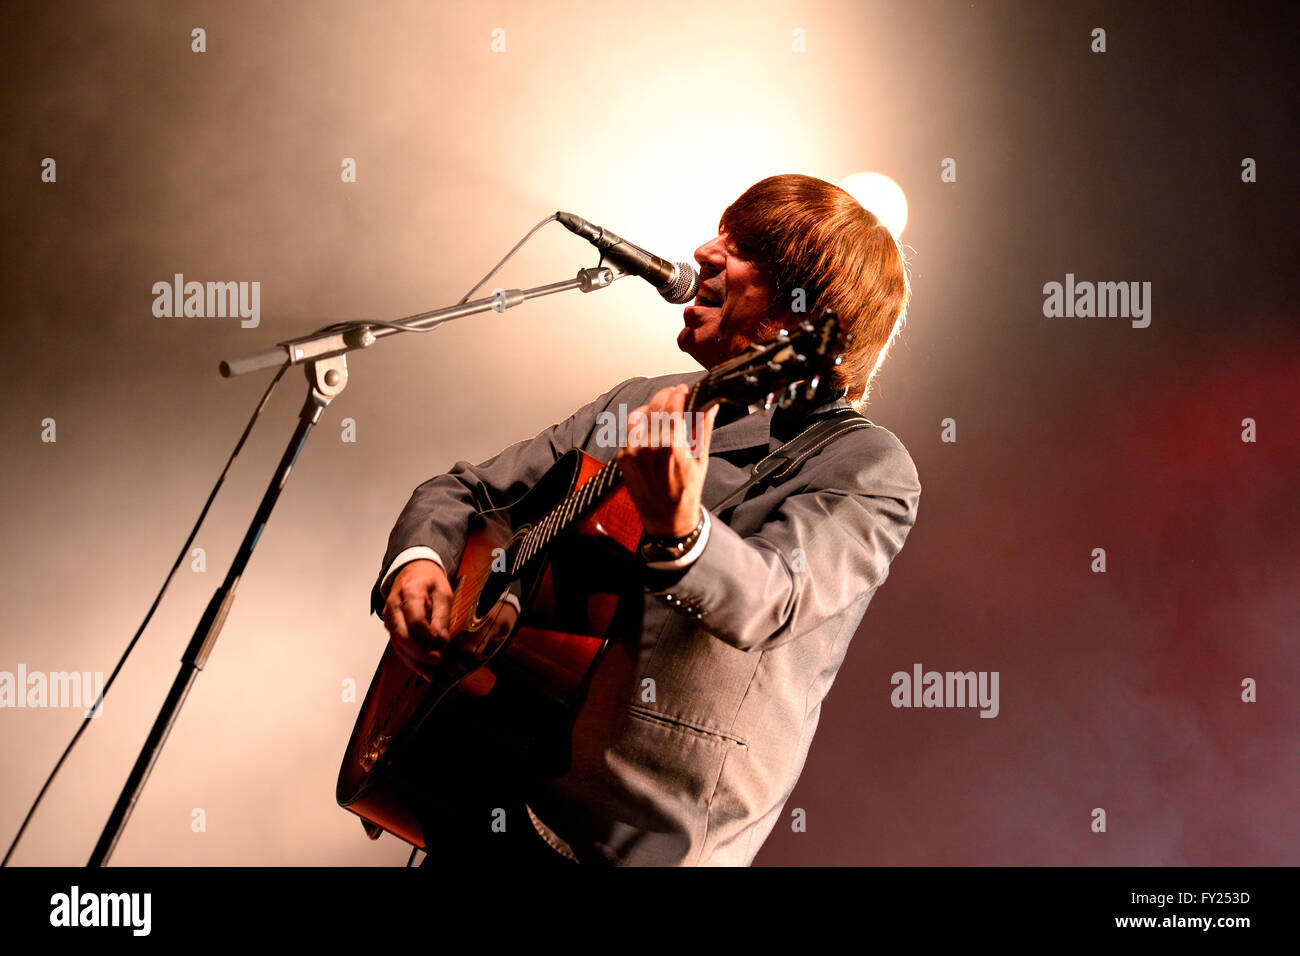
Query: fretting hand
616,384,719,538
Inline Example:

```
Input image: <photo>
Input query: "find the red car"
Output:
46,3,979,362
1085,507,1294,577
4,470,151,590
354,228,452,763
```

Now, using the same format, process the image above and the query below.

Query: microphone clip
576,265,623,292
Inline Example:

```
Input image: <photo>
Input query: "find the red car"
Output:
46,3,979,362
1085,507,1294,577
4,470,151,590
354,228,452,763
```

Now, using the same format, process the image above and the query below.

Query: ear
761,291,798,333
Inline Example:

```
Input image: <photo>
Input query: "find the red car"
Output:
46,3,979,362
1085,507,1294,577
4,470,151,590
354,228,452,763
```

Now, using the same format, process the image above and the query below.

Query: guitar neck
509,313,841,574
512,378,721,571
513,458,625,572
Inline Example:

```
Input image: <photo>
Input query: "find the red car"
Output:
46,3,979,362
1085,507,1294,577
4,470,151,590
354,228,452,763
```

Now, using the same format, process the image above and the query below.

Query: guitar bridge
359,733,391,772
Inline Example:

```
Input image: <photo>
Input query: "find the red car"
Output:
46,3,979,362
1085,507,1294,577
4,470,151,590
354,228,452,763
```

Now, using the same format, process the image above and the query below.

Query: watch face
640,513,705,563
640,542,683,562
642,524,702,563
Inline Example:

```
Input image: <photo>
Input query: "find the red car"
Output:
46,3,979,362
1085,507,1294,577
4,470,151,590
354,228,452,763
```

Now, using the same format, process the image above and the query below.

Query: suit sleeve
369,377,647,616
643,429,921,652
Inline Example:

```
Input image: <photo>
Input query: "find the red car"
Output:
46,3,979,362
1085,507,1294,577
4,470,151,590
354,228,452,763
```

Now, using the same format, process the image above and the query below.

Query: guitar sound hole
475,571,510,621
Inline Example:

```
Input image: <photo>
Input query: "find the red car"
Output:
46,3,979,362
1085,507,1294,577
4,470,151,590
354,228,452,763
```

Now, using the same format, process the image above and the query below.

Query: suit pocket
626,704,748,749
586,705,747,863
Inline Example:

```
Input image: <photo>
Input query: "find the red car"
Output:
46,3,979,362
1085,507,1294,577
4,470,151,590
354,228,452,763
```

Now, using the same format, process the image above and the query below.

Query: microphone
557,211,699,304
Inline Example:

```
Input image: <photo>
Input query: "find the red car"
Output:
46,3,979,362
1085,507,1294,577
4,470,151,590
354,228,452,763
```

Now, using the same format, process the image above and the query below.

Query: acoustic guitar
337,313,847,848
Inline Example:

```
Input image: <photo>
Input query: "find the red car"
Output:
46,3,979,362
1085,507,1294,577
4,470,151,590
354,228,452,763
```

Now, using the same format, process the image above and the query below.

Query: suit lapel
704,392,856,458
705,410,771,455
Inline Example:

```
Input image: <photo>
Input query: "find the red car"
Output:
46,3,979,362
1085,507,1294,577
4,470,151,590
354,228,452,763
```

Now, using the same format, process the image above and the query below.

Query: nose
694,233,727,271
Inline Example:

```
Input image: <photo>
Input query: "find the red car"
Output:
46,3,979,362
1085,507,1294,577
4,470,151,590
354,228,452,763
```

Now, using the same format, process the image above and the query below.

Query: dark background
1,0,1295,865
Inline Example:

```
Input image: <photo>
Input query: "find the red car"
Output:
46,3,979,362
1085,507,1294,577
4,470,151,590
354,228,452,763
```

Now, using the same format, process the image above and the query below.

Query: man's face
678,231,790,369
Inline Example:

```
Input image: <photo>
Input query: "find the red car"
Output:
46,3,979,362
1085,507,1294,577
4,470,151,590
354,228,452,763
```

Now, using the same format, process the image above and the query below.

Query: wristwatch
638,510,706,564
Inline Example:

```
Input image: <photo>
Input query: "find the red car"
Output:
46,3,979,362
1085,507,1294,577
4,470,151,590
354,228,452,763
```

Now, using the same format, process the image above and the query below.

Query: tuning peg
743,373,760,387
762,392,776,413
792,352,807,365
804,374,821,399
800,320,814,333
766,360,783,373
780,382,801,408
777,328,789,339
832,355,843,366
843,332,855,344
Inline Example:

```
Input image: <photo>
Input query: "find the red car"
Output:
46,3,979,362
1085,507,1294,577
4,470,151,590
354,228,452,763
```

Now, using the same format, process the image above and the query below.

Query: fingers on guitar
382,595,412,644
384,588,453,676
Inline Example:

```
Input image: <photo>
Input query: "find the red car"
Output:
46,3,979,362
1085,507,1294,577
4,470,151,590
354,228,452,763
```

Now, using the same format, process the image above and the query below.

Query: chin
676,330,699,360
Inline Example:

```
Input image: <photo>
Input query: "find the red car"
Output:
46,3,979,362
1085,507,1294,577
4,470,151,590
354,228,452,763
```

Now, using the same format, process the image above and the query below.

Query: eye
722,235,747,257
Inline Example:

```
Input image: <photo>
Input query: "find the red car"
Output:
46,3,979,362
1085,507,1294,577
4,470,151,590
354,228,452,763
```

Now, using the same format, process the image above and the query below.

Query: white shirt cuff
381,547,445,598
643,510,712,571
380,546,520,613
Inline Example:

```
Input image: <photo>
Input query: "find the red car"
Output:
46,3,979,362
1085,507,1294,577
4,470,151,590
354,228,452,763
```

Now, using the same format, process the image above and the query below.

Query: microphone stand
87,264,623,866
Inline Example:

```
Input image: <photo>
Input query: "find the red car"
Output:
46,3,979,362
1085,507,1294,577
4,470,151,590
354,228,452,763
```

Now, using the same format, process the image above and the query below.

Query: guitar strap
711,408,875,513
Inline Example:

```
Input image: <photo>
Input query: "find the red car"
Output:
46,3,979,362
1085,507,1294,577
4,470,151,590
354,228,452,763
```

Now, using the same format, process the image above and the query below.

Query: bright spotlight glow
839,172,908,239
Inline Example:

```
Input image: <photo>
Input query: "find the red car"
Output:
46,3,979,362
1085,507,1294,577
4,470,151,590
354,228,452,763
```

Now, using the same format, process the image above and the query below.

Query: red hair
719,174,911,406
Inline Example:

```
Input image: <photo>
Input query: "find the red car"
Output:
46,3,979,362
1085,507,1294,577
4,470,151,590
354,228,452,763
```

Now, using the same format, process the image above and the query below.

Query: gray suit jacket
371,371,921,865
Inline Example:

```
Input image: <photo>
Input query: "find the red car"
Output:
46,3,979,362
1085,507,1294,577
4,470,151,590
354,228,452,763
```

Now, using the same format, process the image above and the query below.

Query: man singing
372,173,920,866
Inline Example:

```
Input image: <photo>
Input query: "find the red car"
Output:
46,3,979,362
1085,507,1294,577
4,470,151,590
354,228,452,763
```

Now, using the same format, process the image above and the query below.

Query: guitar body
337,449,644,849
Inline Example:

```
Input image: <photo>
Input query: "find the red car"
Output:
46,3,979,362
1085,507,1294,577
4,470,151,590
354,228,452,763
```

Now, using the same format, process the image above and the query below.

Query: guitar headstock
689,311,849,414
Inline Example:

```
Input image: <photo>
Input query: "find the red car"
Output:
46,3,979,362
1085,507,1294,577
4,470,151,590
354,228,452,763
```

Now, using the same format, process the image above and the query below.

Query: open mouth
683,286,723,329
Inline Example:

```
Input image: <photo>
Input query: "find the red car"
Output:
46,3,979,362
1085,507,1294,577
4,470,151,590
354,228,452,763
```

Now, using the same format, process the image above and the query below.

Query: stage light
839,172,909,239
